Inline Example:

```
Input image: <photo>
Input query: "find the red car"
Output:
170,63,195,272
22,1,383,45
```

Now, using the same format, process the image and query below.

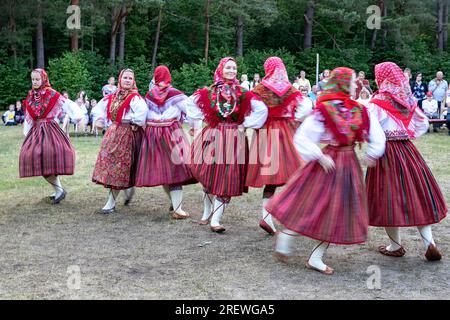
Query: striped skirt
135,120,194,187
189,123,248,198
246,119,303,187
366,140,447,227
266,145,368,245
19,120,75,178
92,122,143,190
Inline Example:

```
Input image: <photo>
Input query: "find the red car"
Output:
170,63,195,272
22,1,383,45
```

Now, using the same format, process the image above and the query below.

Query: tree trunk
151,6,163,70
118,5,126,67
8,0,17,68
36,0,45,68
303,0,315,50
381,1,387,48
371,0,384,49
204,0,211,65
110,7,118,66
235,15,244,57
71,0,79,52
438,0,445,51
443,0,449,49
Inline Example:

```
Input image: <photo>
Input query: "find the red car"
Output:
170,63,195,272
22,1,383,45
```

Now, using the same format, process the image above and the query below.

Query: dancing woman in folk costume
186,57,268,233
245,57,311,235
266,67,386,275
366,62,447,261
92,69,147,214
135,66,195,220
19,69,85,204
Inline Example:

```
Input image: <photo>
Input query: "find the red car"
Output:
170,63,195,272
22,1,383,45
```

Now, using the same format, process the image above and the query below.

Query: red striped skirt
366,140,447,227
92,122,143,190
246,119,303,187
266,145,368,245
189,123,248,198
135,120,194,187
19,120,75,178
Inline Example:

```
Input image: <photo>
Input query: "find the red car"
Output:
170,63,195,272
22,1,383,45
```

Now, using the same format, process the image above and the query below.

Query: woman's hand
318,155,335,173
361,155,376,167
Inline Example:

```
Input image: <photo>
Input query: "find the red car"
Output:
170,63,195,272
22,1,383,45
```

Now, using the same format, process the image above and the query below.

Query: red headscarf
149,65,172,105
316,67,369,146
261,57,292,97
106,68,140,123
25,69,60,120
371,62,417,128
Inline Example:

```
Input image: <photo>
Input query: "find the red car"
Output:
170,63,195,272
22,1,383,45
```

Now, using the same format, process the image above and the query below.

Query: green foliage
0,50,30,108
47,52,93,101
171,62,213,95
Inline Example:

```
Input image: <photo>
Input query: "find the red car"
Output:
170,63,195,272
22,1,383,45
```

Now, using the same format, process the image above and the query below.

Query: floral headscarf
261,57,292,97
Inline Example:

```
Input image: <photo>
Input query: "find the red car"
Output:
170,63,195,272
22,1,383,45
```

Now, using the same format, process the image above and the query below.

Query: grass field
0,124,449,300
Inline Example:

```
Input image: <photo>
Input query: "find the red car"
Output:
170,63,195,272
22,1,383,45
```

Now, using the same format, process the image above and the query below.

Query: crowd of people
9,56,449,276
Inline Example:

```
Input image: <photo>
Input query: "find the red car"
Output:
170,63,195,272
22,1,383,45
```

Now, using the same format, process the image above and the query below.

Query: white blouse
95,95,148,128
145,94,189,121
295,96,314,122
366,102,429,140
294,110,386,162
24,97,84,136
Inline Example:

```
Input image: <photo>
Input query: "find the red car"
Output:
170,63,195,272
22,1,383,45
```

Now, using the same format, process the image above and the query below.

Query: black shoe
169,205,174,212
101,207,116,214
124,188,135,206
51,190,66,204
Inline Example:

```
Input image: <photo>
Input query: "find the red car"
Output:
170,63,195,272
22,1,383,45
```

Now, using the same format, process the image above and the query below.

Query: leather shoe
210,225,226,233
101,207,116,214
259,220,275,235
171,212,190,220
425,244,442,261
51,190,66,204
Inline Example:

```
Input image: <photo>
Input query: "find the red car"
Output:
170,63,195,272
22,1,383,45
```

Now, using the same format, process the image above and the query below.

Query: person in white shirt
422,91,439,132
367,62,446,262
92,69,148,214
240,74,251,91
19,68,85,204
298,70,312,92
3,104,16,126
356,88,371,106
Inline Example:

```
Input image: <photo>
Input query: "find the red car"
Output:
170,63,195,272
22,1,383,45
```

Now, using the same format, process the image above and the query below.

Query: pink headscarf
213,57,239,87
261,57,292,97
373,62,416,112
371,62,417,130
212,57,239,102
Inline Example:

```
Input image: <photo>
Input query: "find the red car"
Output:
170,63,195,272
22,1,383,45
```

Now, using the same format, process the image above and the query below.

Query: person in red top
355,71,373,99
366,62,447,261
185,57,268,233
266,67,386,275
19,69,85,204
135,66,195,219
245,57,307,235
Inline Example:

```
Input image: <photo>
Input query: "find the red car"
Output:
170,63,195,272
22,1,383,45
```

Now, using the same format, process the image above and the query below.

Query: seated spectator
15,100,25,124
3,104,17,126
90,99,106,137
422,91,439,133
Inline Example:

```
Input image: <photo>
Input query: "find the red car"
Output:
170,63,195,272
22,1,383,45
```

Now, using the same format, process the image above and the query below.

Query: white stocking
262,198,276,232
385,227,402,251
210,199,226,227
103,189,120,210
308,240,330,271
275,229,299,255
417,225,436,249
